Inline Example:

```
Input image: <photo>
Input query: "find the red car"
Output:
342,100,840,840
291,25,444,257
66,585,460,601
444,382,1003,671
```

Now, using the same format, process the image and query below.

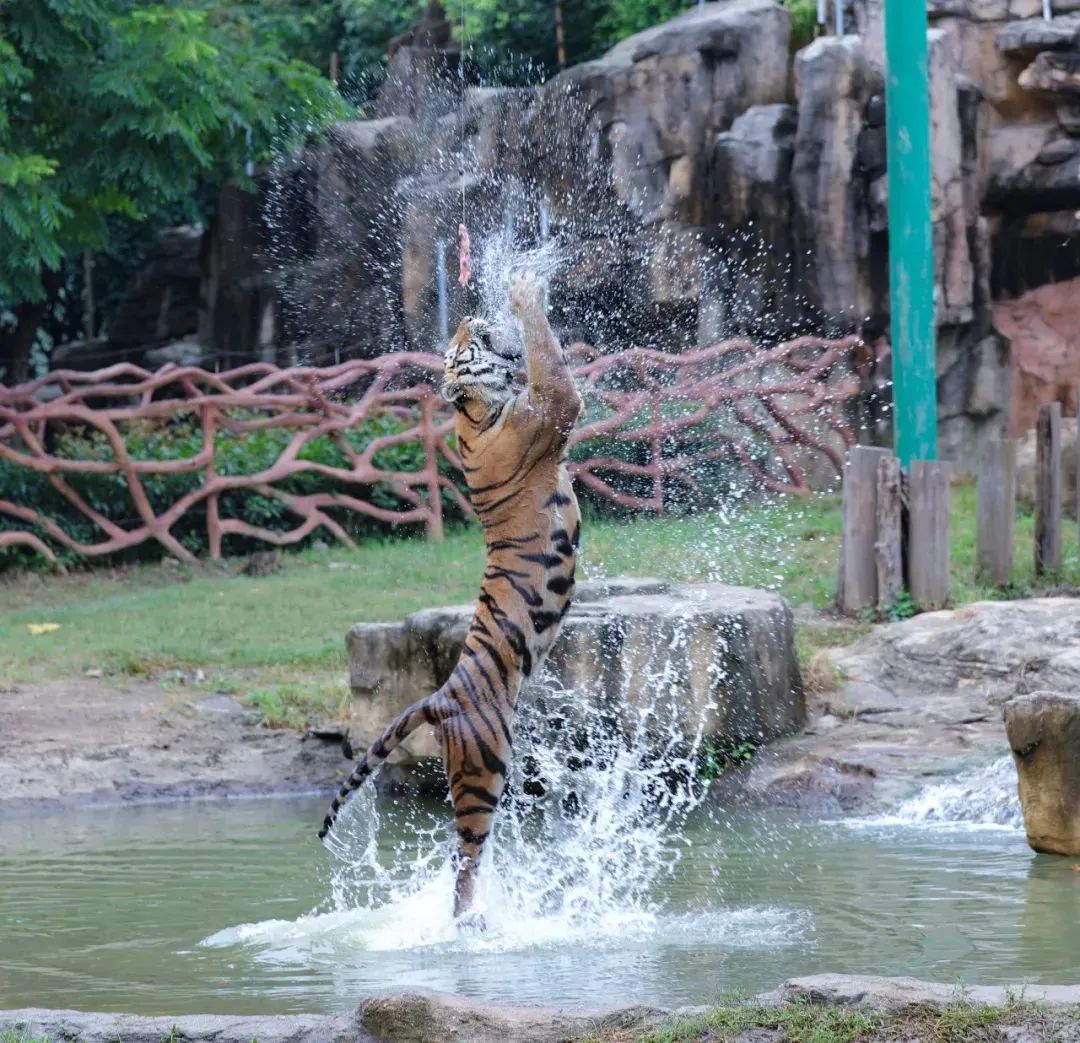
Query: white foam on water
846,757,1023,833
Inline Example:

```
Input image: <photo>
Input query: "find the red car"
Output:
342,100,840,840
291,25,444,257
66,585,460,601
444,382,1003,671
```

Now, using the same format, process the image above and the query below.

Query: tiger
318,271,583,920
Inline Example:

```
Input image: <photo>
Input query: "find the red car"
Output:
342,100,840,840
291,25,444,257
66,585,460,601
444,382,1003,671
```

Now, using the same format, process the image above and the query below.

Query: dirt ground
0,677,350,809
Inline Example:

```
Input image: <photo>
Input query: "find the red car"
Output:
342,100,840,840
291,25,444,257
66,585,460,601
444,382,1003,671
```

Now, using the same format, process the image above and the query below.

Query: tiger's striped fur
318,273,582,918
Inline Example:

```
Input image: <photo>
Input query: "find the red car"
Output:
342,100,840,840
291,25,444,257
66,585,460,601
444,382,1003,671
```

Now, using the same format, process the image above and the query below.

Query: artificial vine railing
0,336,860,564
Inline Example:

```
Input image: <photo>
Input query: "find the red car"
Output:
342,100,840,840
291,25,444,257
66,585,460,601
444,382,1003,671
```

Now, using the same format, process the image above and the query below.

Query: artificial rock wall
75,0,1080,466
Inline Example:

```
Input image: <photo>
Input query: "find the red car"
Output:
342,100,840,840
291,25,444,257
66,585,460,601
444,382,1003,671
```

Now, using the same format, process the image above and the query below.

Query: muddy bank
0,678,347,810
4,977,1080,1043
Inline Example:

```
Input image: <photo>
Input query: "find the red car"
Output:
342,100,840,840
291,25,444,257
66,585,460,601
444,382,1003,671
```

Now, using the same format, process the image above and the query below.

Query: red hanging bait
457,223,472,287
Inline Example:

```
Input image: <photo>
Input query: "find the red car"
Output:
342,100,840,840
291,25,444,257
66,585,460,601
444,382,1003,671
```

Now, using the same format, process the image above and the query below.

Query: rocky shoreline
4,976,1080,1043
2,598,1066,818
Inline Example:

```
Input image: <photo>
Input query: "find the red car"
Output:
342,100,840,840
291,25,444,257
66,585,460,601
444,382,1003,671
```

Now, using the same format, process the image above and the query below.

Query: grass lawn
578,995,1068,1043
2,479,1077,726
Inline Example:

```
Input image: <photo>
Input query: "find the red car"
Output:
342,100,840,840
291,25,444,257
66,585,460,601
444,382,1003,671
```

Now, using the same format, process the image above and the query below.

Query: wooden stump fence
839,399,1077,614
838,446,951,615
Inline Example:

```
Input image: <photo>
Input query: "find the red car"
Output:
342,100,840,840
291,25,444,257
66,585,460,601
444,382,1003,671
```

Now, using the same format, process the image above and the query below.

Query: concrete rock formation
1004,691,1080,855
993,276,1080,434
79,0,1080,467
346,578,804,786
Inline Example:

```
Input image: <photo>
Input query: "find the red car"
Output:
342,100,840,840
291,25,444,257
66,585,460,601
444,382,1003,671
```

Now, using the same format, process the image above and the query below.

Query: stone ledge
6,977,1080,1043
345,578,804,767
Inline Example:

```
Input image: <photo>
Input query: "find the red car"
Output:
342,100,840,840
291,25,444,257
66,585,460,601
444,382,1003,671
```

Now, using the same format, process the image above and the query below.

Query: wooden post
976,436,1015,586
875,454,903,611
839,445,892,613
1036,401,1063,576
554,1,567,70
908,459,950,607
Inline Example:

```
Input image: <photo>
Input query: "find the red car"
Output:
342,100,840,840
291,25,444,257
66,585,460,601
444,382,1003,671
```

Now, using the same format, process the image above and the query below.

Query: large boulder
1004,691,1080,855
993,276,1080,434
792,36,880,331
838,599,1080,696
346,578,804,778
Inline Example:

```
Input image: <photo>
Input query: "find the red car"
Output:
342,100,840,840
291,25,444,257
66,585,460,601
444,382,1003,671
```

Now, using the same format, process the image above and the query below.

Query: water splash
203,615,742,956
850,757,1023,832
893,758,1023,830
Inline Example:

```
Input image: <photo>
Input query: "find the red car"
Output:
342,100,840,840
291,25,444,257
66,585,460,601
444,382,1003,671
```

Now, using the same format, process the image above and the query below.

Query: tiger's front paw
509,272,545,319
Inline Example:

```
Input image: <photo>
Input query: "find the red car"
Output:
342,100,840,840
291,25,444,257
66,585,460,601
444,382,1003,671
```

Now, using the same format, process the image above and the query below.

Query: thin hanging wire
460,0,467,226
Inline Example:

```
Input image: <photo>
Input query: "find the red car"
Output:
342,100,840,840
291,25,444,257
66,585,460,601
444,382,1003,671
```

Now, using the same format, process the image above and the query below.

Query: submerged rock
1004,691,1080,855
346,578,804,780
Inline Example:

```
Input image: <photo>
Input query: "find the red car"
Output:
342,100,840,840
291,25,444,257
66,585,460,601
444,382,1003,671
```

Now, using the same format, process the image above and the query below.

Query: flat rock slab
763,973,1080,1010
346,578,804,767
725,599,1080,813
835,598,1080,699
1,993,665,1043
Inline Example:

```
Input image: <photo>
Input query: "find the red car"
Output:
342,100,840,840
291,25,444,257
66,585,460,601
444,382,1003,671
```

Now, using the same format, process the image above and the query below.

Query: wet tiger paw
509,271,545,318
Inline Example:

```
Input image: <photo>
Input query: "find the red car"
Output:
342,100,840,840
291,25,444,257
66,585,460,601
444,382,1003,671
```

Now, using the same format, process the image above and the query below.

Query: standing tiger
318,272,583,919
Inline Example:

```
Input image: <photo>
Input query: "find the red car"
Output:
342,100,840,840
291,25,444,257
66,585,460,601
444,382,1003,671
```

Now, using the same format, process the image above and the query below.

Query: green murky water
2,794,1079,1015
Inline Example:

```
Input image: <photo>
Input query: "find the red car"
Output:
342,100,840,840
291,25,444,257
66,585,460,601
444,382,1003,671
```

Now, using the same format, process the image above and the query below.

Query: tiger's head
441,316,523,410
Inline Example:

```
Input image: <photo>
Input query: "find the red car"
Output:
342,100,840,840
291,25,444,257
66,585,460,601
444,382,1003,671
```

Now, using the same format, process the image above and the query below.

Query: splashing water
893,758,1023,830
203,613,744,957
849,758,1023,833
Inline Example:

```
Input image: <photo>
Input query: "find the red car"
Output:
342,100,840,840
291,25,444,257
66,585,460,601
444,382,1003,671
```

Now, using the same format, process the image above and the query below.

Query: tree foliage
593,0,690,50
0,0,346,379
336,0,698,94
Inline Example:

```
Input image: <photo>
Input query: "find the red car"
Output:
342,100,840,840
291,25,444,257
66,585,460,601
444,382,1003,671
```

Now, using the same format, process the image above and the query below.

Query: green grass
582,997,1066,1043
1,1030,51,1043
3,482,1079,728
638,1002,881,1043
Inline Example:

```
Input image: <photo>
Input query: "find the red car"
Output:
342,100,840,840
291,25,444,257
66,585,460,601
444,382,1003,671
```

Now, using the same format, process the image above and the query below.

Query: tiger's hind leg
441,712,509,924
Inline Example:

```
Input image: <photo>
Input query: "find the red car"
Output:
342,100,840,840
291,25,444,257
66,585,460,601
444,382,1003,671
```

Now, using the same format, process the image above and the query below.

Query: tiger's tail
318,688,449,841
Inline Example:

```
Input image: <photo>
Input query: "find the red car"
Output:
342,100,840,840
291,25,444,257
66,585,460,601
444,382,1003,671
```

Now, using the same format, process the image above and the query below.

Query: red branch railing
0,336,860,563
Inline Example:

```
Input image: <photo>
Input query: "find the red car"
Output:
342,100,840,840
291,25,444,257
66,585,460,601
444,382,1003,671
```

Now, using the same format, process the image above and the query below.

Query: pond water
3,781,1080,1016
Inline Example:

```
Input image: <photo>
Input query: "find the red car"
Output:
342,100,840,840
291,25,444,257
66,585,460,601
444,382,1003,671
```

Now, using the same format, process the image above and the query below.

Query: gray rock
49,338,124,371
0,996,665,1043
792,37,880,328
143,336,205,370
346,579,804,770
7,977,1080,1043
712,104,797,226
1057,99,1080,135
1037,136,1080,163
762,973,1080,1009
1004,691,1080,855
107,226,203,348
928,0,1045,19
836,599,1080,699
0,1008,366,1043
1019,49,1080,94
359,991,663,1043
997,14,1080,55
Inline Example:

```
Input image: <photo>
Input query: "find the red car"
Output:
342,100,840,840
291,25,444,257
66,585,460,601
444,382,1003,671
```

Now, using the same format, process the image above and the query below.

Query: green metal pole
884,0,937,466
